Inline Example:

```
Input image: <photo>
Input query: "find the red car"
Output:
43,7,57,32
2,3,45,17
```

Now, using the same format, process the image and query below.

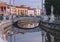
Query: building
0,2,9,20
0,2,41,16
0,2,8,15
28,7,35,16
16,5,28,16
0,2,16,16
34,8,41,16
6,5,16,15
10,6,16,15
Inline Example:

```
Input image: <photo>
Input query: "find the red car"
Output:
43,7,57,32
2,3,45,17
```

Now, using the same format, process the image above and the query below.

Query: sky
0,0,44,9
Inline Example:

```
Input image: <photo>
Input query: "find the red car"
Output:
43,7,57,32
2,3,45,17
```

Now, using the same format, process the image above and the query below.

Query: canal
7,17,55,42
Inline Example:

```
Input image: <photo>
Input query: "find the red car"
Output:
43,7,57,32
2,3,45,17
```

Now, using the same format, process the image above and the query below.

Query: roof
8,5,36,10
16,5,28,9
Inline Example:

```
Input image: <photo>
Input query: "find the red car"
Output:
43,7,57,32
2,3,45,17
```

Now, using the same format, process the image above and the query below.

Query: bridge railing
0,20,12,28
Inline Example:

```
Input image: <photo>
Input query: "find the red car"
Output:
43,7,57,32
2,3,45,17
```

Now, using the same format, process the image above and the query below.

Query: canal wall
0,20,12,42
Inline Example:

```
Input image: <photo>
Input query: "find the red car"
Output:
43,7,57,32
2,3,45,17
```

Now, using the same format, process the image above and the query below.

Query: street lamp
42,0,43,12
9,0,15,19
41,0,44,16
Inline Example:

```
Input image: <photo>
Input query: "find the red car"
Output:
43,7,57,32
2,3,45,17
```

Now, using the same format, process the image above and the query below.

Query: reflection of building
22,23,39,28
10,6,16,15
17,19,39,28
16,5,28,16
6,5,16,15
28,7,35,16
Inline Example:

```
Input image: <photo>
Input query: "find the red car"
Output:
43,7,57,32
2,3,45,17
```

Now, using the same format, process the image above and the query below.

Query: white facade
28,10,34,16
5,6,16,15
10,6,16,15
35,9,41,16
6,8,10,15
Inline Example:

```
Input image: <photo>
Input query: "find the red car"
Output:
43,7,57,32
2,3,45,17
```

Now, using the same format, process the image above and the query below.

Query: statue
49,5,55,22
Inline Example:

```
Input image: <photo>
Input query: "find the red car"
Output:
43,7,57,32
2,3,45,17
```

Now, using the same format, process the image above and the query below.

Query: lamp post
41,0,44,16
9,0,15,19
42,0,43,13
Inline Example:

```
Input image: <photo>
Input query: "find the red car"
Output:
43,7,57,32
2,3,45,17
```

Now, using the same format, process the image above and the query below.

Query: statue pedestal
49,14,55,23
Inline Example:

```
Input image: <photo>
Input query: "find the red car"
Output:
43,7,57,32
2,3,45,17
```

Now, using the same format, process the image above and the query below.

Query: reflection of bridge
39,20,60,42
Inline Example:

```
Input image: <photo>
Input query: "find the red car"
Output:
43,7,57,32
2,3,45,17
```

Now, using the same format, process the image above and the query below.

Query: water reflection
17,19,39,28
8,31,42,42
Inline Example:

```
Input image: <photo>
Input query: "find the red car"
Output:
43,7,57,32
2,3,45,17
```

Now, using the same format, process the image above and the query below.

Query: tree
45,0,60,16
53,0,60,16
45,0,51,15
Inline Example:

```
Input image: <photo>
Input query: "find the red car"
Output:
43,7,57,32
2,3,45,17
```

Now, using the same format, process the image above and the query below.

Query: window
1,7,3,11
4,7,6,10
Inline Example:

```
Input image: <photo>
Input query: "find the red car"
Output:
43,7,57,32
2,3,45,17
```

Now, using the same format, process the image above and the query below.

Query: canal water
7,31,42,42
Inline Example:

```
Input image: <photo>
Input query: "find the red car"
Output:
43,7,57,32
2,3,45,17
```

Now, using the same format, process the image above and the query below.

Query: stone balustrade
0,20,12,28
39,20,60,40
0,20,12,42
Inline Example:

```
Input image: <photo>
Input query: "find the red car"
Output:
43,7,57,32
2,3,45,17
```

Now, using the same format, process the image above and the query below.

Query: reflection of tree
46,33,51,42
45,0,60,15
54,37,60,42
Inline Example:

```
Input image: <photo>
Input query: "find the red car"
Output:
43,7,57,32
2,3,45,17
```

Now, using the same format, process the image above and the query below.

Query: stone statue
49,5,55,22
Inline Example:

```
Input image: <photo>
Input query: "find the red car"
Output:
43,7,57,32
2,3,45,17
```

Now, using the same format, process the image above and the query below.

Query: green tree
53,0,60,16
45,0,51,15
45,0,60,16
